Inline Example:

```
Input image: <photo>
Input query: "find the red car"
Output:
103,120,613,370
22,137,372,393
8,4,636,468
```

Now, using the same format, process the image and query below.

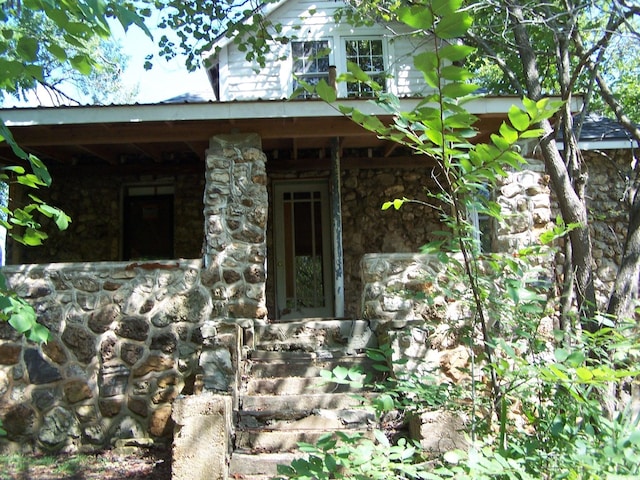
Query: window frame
341,36,388,98
290,39,333,98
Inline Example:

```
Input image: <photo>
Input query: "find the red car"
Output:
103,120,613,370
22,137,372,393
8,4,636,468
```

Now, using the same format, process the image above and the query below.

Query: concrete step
246,351,379,379
254,319,376,353
238,408,376,430
235,428,376,453
240,392,374,413
245,375,369,395
228,451,301,477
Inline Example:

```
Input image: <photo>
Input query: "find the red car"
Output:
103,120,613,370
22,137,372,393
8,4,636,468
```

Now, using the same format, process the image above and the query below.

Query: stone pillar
172,393,233,480
200,134,268,393
494,158,552,252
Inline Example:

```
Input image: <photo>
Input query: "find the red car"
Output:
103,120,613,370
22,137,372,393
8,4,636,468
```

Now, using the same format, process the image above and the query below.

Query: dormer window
344,39,386,97
292,40,331,98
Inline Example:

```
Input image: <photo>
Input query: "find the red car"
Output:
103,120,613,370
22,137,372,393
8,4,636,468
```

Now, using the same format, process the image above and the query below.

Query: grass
0,452,103,479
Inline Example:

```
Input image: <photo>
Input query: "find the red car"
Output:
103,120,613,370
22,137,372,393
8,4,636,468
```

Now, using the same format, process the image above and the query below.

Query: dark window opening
123,186,174,260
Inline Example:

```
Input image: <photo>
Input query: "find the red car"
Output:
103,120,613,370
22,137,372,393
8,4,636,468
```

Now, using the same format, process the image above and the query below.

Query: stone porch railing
0,259,238,452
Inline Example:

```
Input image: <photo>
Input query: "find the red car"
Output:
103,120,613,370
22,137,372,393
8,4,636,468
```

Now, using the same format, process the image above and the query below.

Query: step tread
229,451,302,477
244,376,370,395
235,429,376,452
238,408,376,430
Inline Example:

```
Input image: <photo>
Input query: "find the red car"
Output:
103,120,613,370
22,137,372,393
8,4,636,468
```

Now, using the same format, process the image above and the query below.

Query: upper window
292,40,331,98
345,39,386,97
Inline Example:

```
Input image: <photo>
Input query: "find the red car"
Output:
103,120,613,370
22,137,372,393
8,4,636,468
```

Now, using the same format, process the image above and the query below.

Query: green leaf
440,65,473,82
554,348,570,362
508,105,530,131
70,55,93,75
575,367,593,381
398,6,433,30
28,154,52,186
443,450,461,464
17,36,39,62
413,52,439,88
441,82,478,98
315,79,336,103
0,121,29,160
333,365,349,380
434,12,473,39
21,228,48,246
8,310,35,333
566,351,585,368
499,122,519,144
28,322,50,343
347,61,371,83
439,44,476,62
46,43,67,61
376,393,395,411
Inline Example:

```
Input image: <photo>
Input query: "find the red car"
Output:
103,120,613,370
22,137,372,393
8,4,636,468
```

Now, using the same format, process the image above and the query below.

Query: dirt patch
0,446,171,480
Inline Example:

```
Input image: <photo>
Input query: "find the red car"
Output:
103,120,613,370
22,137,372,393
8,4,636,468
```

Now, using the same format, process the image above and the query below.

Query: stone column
172,393,233,480
494,158,552,252
200,134,268,392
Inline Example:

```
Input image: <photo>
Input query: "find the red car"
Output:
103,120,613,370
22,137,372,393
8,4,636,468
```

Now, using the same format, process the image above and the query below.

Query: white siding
212,0,434,101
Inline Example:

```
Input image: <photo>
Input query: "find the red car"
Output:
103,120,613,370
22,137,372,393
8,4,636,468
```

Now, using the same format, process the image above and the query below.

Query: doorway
273,180,334,320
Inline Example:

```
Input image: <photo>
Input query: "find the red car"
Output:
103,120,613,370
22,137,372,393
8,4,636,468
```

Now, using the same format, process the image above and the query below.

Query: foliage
0,0,151,101
0,1,149,343
465,1,640,123
275,0,640,479
139,0,288,71
0,6,137,105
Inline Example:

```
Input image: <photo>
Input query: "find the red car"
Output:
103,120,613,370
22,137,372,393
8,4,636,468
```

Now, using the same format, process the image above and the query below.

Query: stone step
228,451,301,478
240,392,374,413
254,319,376,353
238,408,376,430
246,351,379,379
244,375,369,395
235,428,376,453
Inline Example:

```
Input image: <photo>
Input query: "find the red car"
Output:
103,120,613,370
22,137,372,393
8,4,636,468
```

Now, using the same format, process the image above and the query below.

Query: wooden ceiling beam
268,155,437,172
75,145,120,165
5,117,389,147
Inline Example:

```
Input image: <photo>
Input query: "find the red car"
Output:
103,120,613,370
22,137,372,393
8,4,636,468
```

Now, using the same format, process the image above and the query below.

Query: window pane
292,40,330,98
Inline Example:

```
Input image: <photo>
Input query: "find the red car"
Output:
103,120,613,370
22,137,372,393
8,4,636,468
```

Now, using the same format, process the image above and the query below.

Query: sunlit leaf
434,12,473,39
398,6,433,30
316,79,336,103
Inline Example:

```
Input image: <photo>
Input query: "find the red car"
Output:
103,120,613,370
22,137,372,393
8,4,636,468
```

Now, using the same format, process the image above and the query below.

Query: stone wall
583,149,630,307
494,160,553,252
0,260,209,452
360,253,475,384
0,134,271,453
7,171,204,265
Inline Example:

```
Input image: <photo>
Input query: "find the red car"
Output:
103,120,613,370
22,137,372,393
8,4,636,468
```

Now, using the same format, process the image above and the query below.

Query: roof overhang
0,96,583,172
1,96,532,127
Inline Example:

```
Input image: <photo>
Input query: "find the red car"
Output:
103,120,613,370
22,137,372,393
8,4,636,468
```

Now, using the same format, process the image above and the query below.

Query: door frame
272,180,334,320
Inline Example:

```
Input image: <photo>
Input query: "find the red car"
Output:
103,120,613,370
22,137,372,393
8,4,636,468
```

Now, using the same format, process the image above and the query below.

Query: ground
0,446,172,480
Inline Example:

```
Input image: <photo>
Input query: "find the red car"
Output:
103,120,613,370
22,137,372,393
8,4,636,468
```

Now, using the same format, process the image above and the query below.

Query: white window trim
289,38,335,97
337,36,389,98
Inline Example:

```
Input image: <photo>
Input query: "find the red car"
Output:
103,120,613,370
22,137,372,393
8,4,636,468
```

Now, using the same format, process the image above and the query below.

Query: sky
113,21,215,105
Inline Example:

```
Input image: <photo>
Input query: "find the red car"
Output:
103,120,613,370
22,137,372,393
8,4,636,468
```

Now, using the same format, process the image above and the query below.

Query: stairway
228,319,380,479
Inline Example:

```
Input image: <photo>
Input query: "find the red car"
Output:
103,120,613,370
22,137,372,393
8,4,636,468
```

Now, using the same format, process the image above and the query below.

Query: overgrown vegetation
275,0,640,478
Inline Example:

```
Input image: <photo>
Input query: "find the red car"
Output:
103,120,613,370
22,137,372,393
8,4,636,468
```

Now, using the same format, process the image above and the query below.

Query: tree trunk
607,183,640,323
508,3,598,329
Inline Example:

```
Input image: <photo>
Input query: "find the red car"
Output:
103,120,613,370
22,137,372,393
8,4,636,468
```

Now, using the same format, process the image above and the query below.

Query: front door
273,181,333,319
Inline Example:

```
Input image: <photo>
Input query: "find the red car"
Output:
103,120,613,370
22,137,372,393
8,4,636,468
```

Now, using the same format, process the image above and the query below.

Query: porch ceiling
0,99,508,173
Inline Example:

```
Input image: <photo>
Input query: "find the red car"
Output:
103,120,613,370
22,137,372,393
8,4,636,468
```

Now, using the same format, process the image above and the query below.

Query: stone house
0,0,636,463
